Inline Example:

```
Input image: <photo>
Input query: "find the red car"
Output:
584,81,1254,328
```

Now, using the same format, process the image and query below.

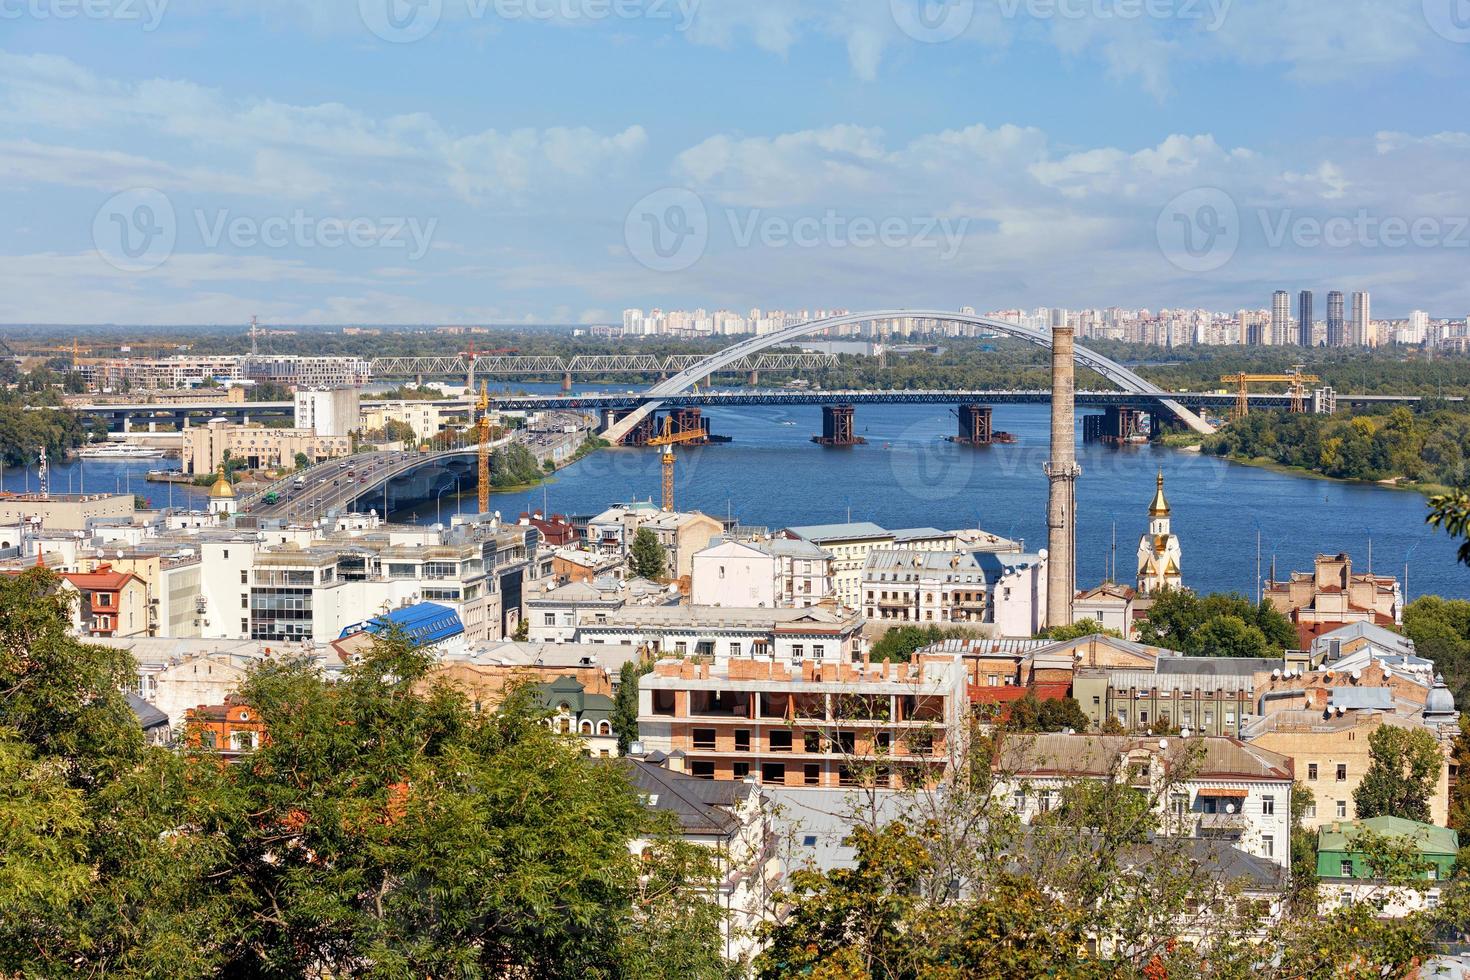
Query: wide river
6,393,1466,600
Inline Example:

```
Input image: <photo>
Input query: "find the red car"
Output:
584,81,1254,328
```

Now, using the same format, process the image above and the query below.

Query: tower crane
477,381,491,514
1219,365,1321,420
646,416,705,512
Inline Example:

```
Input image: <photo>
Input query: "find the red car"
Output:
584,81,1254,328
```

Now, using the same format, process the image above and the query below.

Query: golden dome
1148,470,1169,517
209,466,235,499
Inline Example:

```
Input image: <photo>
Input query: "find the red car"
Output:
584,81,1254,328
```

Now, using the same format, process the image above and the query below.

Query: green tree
612,658,651,753
630,528,669,580
1035,617,1122,641
1193,614,1271,658
1429,489,1470,566
293,451,310,471
383,418,417,444
1136,588,1295,656
1354,724,1443,822
1004,691,1091,733
1289,782,1318,914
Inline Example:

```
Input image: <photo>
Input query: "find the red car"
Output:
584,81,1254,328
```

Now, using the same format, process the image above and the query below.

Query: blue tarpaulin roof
339,601,464,646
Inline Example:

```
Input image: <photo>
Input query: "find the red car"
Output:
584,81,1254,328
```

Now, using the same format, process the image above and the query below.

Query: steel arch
604,310,1214,442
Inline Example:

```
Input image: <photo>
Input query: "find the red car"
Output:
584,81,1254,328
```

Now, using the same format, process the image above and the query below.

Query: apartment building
575,605,866,666
780,522,896,609
181,418,350,475
861,549,987,625
637,654,968,790
995,734,1295,869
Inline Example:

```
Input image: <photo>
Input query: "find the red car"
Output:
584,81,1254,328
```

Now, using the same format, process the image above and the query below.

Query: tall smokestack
1045,323,1081,628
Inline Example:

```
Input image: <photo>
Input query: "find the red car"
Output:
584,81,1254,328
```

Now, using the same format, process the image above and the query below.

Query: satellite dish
1180,727,1191,738
1158,738,1168,750
1225,802,1237,814
1271,668,1281,679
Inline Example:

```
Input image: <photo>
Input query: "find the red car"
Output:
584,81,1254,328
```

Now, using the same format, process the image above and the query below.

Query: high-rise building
1270,291,1290,346
1298,290,1314,347
1326,291,1345,347
1352,291,1372,346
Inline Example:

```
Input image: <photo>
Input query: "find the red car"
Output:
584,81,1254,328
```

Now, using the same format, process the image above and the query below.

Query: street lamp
435,482,454,526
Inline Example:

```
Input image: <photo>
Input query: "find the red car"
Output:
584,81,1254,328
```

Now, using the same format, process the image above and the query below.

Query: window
240,570,248,584
674,641,687,655
761,763,786,784
769,730,792,752
1305,803,1316,819
1336,764,1348,781
812,644,825,661
1262,795,1275,816
732,761,749,779
1429,866,1439,881
692,729,716,750
734,729,750,752
1262,835,1274,858
543,613,556,626
1336,800,1347,818
803,764,821,786
1308,763,1318,780
241,595,248,608
729,642,741,657
1013,790,1027,811
1340,859,1354,877
791,644,804,662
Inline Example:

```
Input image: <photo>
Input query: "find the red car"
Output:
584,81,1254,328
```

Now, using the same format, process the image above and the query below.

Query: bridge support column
953,404,993,446
812,405,866,446
1083,407,1145,445
562,371,573,392
747,370,759,386
671,407,709,443
148,421,158,433
121,416,131,434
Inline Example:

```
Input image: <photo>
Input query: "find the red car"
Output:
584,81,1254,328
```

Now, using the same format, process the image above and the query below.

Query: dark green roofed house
532,675,617,758
1316,815,1459,916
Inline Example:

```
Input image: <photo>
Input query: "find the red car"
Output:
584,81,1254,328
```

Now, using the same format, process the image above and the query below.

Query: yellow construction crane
1219,365,1321,420
646,416,705,512
476,381,491,513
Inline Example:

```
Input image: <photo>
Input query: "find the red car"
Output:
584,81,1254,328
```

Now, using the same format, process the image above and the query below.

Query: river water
7,394,1466,600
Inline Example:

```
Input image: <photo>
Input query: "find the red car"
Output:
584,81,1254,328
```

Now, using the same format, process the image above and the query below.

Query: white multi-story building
861,549,987,626
995,734,1294,870
294,386,361,437
1352,291,1372,346
781,522,895,610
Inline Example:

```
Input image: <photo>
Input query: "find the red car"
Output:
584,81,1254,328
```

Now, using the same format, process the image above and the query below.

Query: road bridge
367,350,836,380
602,310,1218,443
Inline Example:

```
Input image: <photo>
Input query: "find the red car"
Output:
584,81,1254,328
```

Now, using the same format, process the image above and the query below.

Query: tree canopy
1135,588,1297,656
1353,724,1443,823
630,528,669,581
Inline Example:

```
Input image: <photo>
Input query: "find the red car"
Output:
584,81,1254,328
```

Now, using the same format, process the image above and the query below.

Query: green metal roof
1317,816,1459,856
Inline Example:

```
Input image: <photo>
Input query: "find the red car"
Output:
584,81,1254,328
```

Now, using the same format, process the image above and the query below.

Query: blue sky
4,0,1470,324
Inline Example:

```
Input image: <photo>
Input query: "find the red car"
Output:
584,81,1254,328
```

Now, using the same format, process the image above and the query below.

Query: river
7,394,1466,600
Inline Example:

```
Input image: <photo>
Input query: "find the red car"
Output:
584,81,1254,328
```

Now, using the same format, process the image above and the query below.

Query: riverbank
1199,449,1453,498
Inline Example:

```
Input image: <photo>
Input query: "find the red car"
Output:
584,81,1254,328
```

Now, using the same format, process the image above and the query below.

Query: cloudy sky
4,0,1470,325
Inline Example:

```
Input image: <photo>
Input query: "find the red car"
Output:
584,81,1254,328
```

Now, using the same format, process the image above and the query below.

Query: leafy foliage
868,624,972,662
0,571,728,977
1403,595,1470,707
612,658,651,753
1002,692,1091,733
1353,724,1443,822
1135,588,1297,656
630,527,669,580
1428,489,1470,565
1204,405,1470,489
1036,617,1123,641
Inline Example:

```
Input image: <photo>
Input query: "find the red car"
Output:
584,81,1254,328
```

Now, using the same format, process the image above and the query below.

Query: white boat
76,445,167,459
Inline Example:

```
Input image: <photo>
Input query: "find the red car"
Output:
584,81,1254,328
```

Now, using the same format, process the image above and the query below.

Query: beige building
359,400,448,443
181,418,350,474
781,522,896,610
1247,710,1451,830
644,510,723,581
1264,553,1402,644
0,493,134,532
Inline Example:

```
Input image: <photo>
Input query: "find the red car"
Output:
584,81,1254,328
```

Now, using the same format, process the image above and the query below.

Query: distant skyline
5,1,1470,324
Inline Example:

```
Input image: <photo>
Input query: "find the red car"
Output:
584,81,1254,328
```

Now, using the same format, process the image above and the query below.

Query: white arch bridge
601,310,1215,443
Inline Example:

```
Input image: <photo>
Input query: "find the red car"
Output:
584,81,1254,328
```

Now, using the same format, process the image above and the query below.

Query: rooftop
783,521,891,542
1318,816,1459,856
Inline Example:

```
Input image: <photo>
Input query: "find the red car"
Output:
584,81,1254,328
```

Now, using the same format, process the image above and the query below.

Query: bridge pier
1083,407,1146,445
747,370,759,386
562,371,573,392
670,407,709,442
951,404,993,446
811,405,866,446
